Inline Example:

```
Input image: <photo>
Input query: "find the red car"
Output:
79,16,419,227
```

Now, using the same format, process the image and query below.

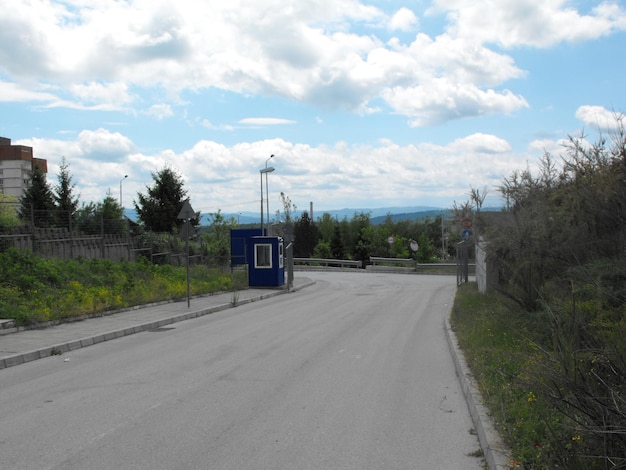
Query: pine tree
134,167,193,233
293,211,319,257
54,157,80,229
330,224,345,259
19,165,56,227
99,192,126,234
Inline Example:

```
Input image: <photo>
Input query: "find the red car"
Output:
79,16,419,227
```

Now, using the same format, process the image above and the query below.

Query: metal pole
265,171,270,235
186,227,190,308
441,211,444,260
264,155,274,235
119,175,128,207
260,171,264,235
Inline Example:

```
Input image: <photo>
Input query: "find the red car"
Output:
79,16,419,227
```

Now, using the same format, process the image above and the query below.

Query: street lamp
259,162,274,235
265,155,274,234
119,175,128,207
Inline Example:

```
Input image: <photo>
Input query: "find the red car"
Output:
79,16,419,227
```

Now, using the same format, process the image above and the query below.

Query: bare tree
468,185,489,212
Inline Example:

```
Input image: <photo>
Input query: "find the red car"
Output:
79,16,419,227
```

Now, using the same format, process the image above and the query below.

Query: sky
1,0,626,218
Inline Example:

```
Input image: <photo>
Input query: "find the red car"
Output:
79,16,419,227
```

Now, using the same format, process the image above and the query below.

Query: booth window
279,242,284,268
255,244,272,268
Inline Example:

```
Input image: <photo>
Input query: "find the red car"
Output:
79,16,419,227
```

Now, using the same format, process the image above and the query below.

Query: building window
255,244,272,268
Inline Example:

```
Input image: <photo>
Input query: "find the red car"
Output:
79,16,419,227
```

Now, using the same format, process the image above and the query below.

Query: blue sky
1,0,625,218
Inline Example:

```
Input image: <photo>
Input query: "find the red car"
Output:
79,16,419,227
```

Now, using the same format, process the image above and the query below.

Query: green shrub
0,250,247,325
451,283,567,468
452,280,626,468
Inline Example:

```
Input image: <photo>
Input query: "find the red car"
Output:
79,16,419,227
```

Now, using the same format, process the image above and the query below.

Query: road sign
462,218,472,230
462,229,472,241
387,236,395,245
177,201,195,220
409,240,419,252
180,220,196,239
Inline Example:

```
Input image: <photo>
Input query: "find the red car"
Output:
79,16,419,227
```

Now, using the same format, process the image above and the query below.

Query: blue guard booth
247,236,285,287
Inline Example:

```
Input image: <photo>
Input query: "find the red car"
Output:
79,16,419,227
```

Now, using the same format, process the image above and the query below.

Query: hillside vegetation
452,118,626,468
0,249,245,326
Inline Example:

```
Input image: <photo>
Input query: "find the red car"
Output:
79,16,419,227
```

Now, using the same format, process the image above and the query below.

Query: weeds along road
0,271,483,470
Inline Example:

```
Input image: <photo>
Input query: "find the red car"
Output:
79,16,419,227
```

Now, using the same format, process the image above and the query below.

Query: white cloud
69,82,134,109
76,128,136,161
383,78,528,126
145,103,174,120
239,118,297,126
200,119,235,131
389,8,418,32
528,138,569,157
575,105,624,131
0,81,58,102
431,0,626,48
0,0,531,126
22,130,528,212
449,133,513,154
2,0,624,132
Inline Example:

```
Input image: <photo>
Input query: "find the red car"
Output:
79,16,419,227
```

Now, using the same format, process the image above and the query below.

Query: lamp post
119,175,128,207
260,161,275,235
440,209,444,260
265,155,274,234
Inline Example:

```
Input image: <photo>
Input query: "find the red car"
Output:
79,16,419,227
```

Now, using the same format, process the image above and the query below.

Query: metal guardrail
294,257,362,268
293,257,474,275
369,256,416,268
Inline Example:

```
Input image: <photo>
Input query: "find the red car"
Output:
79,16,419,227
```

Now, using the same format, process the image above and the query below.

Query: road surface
0,271,482,469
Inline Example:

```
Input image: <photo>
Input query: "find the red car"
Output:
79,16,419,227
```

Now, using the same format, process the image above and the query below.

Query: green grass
0,248,247,326
450,283,570,469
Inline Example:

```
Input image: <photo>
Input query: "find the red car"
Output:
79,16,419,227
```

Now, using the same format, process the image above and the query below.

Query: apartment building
0,136,48,200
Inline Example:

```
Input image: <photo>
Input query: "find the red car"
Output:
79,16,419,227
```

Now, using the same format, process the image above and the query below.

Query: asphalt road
0,272,483,470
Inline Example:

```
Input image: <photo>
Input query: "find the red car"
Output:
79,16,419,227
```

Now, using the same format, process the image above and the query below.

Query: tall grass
0,249,247,326
451,283,573,468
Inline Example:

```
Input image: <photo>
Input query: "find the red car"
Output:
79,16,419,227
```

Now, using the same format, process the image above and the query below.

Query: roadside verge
445,317,512,470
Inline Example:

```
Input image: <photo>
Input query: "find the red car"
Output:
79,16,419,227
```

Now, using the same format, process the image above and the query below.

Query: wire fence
0,204,228,268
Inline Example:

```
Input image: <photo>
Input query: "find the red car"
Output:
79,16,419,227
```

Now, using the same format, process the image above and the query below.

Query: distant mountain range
125,205,502,226
215,205,444,225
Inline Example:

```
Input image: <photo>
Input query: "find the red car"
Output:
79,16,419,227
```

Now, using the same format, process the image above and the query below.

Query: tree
468,185,488,212
316,212,337,244
99,192,126,234
0,194,20,234
482,116,626,465
276,192,297,242
74,201,99,234
203,210,236,267
352,225,375,266
346,212,371,259
135,167,194,233
278,192,297,224
19,165,56,227
312,240,332,259
74,192,126,235
416,232,437,262
54,157,80,228
330,225,345,259
293,211,319,257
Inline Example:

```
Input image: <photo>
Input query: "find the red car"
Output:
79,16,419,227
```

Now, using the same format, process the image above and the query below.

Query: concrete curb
444,317,512,470
0,279,316,371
